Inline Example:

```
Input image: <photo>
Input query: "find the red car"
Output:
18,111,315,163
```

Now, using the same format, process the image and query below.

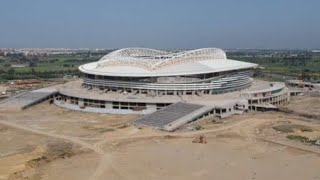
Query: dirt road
1,111,320,180
0,120,104,155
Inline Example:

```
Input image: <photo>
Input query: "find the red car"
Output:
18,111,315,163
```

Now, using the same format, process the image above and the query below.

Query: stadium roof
79,48,258,77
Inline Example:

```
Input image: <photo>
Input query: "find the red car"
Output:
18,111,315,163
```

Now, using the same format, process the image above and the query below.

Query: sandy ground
0,85,7,92
0,98,319,180
104,137,319,180
0,125,47,179
283,96,320,118
0,103,139,139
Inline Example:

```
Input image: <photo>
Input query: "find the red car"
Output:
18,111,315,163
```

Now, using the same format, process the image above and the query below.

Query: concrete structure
0,88,57,110
241,82,290,111
134,102,204,130
51,48,266,116
286,80,320,96
0,48,294,131
79,48,258,96
52,48,290,117
286,80,320,90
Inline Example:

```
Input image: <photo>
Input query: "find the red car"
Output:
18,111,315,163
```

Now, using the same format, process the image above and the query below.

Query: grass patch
273,124,313,133
29,156,48,163
99,128,115,133
211,118,223,124
0,126,8,132
194,125,204,131
286,135,319,146
82,125,115,133
117,124,129,129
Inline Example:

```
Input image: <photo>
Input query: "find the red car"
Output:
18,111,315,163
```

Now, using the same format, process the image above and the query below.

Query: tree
8,68,15,75
31,68,36,75
29,61,38,67
3,63,11,68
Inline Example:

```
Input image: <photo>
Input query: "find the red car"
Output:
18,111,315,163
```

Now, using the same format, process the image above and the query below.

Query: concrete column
146,104,157,112
132,89,138,95
66,97,71,103
105,102,112,109
78,99,84,107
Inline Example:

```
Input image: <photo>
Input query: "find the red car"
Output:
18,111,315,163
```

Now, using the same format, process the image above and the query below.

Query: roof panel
79,59,258,77
79,48,258,77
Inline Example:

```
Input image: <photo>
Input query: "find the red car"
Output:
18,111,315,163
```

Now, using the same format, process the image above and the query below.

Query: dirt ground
0,104,139,139
282,95,320,119
0,98,319,180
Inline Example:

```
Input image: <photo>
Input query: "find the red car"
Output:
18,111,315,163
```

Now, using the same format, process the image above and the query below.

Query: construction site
0,48,319,179
0,83,319,179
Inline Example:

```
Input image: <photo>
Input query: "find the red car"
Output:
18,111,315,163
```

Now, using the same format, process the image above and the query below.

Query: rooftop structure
79,48,258,77
78,48,258,98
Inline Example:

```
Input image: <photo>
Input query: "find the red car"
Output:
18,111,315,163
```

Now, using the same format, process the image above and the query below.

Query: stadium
0,48,292,130
48,48,290,130
52,47,290,118
78,48,258,95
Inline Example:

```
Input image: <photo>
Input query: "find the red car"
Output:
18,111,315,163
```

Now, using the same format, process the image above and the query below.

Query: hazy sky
0,0,320,49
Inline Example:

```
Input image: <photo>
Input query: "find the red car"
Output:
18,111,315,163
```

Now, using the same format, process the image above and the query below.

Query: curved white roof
79,48,258,77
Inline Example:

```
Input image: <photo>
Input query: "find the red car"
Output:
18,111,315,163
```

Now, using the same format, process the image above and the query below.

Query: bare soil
282,95,320,119
0,101,319,180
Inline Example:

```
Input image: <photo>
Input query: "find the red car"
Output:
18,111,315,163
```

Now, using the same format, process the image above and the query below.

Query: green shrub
273,124,312,133
286,135,317,145
194,125,204,131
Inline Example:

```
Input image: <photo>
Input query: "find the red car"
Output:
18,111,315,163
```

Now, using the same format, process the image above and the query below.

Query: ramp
0,88,58,110
134,102,205,131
